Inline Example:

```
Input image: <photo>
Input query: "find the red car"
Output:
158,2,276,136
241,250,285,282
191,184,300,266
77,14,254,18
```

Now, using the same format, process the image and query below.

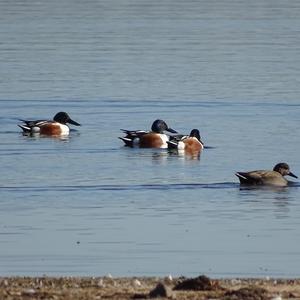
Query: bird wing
120,129,149,138
235,170,264,184
19,119,49,127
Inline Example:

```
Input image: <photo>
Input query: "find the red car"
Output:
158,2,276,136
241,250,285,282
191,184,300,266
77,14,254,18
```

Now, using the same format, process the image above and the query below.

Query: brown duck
235,162,298,187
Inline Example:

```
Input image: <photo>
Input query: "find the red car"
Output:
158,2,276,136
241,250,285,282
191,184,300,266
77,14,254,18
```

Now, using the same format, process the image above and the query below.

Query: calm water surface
0,0,300,277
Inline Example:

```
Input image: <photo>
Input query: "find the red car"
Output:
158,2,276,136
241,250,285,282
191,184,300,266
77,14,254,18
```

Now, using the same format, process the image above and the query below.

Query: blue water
1,0,300,277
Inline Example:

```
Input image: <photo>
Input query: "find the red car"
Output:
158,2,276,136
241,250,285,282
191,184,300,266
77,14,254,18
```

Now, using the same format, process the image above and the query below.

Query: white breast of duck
59,123,70,135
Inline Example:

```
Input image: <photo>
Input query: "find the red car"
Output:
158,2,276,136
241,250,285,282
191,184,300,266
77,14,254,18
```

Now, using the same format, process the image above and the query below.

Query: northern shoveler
167,129,204,152
119,119,177,148
18,112,81,136
235,162,298,187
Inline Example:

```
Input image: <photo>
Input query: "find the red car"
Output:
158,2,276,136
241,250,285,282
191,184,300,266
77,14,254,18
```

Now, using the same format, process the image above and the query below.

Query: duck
18,112,81,136
119,119,177,148
167,129,204,152
235,162,298,187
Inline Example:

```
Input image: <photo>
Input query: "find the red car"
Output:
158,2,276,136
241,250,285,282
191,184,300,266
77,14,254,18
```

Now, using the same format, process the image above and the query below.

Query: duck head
53,112,81,126
151,119,177,134
273,162,297,178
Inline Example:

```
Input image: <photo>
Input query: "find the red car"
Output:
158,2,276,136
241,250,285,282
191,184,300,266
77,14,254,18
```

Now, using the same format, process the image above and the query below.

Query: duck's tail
118,137,134,147
18,124,31,133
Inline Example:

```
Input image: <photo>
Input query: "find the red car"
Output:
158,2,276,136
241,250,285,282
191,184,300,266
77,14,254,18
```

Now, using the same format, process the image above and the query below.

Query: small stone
133,279,142,287
149,283,174,298
174,275,214,291
223,286,268,300
97,279,104,287
271,296,282,300
37,280,43,288
231,279,241,285
23,288,36,295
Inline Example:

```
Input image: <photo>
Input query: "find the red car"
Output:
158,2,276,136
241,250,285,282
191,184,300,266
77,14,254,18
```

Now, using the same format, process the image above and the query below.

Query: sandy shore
1,275,300,299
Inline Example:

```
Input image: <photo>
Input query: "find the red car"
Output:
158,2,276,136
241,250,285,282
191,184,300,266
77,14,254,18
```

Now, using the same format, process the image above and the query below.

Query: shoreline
1,275,300,299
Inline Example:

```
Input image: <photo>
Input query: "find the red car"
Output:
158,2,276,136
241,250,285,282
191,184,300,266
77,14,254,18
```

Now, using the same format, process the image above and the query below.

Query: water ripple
0,182,238,192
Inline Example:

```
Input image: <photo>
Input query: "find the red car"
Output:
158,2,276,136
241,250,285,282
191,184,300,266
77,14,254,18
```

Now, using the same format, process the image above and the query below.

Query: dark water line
2,99,300,107
1,182,299,193
0,182,239,192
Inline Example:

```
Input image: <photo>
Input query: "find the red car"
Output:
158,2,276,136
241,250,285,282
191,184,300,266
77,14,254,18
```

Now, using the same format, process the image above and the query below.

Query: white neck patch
159,134,169,148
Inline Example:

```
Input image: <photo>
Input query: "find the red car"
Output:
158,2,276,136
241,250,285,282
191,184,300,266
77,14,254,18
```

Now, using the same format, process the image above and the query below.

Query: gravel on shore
1,275,300,299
